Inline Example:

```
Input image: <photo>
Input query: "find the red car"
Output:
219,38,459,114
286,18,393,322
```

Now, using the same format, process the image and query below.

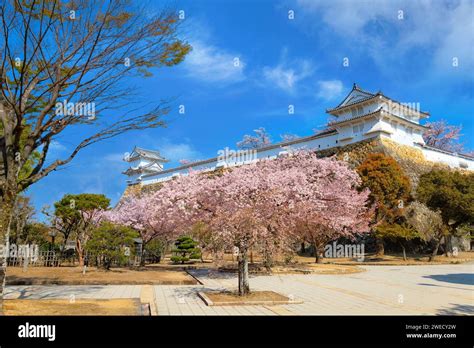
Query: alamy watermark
217,147,257,165
55,99,96,120
0,243,39,261
381,99,421,117
324,241,365,261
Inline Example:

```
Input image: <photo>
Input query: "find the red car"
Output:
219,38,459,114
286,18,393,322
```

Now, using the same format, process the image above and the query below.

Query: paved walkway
5,264,473,315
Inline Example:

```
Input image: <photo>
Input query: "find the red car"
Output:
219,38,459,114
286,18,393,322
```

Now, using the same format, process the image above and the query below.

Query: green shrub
86,222,138,269
170,236,201,264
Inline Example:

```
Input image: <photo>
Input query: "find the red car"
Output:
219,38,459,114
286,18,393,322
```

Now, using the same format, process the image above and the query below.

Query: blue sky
28,0,474,220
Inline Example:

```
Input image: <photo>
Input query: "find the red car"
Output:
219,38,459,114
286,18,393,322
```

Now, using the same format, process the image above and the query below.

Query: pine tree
171,236,202,264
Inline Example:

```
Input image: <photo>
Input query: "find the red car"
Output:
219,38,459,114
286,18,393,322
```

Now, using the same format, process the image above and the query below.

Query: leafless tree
0,0,191,313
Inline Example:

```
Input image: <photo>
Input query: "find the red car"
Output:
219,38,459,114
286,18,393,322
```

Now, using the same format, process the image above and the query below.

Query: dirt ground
7,252,471,286
309,251,474,266
6,266,198,285
4,299,143,315
218,262,364,275
202,290,293,306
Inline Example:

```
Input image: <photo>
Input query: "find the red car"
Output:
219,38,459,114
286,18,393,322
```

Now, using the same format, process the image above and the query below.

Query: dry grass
200,290,296,306
309,252,474,266
299,263,364,274
217,260,363,275
4,299,143,316
6,266,198,285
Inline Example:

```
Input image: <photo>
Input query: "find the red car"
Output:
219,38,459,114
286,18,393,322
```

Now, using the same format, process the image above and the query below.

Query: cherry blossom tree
99,175,202,265
423,120,464,153
280,133,300,142
287,153,371,263
190,161,300,294
184,152,370,294
101,152,371,296
236,127,272,149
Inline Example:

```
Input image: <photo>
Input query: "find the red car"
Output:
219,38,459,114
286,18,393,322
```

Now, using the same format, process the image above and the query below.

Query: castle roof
124,146,168,162
328,108,428,129
327,83,430,118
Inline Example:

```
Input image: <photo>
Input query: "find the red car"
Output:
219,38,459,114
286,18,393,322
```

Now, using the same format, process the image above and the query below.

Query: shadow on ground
5,285,108,299
422,273,474,286
437,303,474,315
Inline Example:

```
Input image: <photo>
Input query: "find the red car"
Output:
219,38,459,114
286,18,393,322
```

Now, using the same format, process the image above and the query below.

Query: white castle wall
142,133,340,185
141,131,474,186
418,145,474,170
133,90,473,186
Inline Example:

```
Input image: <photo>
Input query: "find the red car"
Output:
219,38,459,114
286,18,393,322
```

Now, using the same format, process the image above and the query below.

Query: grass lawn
6,266,198,285
4,299,143,315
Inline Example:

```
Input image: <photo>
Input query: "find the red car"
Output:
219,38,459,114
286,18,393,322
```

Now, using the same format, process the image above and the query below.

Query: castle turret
326,83,429,147
123,146,168,184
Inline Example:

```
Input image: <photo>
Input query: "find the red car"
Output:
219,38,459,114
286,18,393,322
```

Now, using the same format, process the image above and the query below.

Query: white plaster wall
142,133,340,185
337,102,380,122
138,127,474,186
383,120,421,146
418,145,474,170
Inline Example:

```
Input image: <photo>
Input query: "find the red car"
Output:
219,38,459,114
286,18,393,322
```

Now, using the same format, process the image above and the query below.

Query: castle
123,84,474,187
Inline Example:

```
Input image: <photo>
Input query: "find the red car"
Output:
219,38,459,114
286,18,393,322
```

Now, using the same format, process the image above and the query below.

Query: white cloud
296,0,474,75
262,57,314,93
103,152,126,163
46,140,68,160
49,140,67,152
184,40,245,83
316,80,344,100
296,0,395,37
159,141,202,162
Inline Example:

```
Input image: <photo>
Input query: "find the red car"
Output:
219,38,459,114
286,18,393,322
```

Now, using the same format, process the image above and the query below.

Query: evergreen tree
357,153,412,255
171,236,201,264
417,169,474,255
86,222,138,270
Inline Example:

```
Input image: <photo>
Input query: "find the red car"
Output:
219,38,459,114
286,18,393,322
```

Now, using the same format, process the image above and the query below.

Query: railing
7,250,159,267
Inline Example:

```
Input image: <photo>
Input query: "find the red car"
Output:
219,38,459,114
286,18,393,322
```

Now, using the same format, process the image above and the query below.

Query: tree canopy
357,153,411,224
417,169,474,230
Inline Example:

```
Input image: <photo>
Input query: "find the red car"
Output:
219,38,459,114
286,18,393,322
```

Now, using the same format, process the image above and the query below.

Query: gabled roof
327,83,430,118
125,146,168,162
328,83,377,112
122,160,163,175
328,108,428,129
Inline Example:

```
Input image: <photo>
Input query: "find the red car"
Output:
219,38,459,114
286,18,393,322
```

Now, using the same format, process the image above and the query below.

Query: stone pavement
5,264,473,315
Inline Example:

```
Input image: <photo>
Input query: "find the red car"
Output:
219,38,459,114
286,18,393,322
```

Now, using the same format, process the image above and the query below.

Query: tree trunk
444,234,453,257
400,242,407,261
375,237,385,256
237,247,249,296
139,242,146,267
0,192,18,315
263,249,273,271
314,245,322,263
429,239,442,262
76,239,84,267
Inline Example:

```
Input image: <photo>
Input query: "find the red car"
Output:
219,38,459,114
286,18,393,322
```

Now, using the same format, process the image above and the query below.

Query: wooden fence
6,250,157,268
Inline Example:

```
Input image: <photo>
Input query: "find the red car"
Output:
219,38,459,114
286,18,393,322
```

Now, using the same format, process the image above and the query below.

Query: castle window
357,107,363,116
351,109,357,117
352,124,364,134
